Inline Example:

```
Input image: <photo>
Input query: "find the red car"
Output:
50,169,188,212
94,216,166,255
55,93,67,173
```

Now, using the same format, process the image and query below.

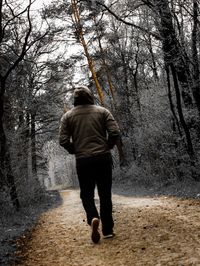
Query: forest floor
10,182,200,266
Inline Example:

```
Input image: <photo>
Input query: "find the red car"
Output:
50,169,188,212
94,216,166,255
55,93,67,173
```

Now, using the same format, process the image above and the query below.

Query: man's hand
119,154,126,167
115,137,127,168
67,143,75,154
61,142,75,154
108,134,127,167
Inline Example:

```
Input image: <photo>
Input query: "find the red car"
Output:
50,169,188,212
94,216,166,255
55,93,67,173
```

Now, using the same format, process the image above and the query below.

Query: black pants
76,153,114,235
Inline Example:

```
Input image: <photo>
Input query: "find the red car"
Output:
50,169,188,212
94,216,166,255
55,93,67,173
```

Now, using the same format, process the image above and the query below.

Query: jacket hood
73,86,94,106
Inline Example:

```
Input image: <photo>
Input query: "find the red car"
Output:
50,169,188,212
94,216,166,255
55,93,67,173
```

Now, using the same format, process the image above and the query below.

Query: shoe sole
103,233,115,239
91,218,100,243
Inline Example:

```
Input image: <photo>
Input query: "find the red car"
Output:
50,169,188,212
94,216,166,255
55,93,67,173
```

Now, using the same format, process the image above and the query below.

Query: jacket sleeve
59,114,74,154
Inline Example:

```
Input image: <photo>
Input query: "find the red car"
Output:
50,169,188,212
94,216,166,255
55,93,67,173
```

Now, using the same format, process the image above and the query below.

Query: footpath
12,189,200,266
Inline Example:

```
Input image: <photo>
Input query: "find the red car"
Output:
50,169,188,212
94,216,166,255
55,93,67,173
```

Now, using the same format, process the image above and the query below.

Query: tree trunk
191,0,200,114
0,89,6,184
25,112,30,179
133,41,141,111
170,63,195,162
93,16,116,107
0,79,20,210
121,53,131,133
30,112,41,193
154,0,193,108
17,110,29,181
71,0,104,105
133,70,141,111
31,113,37,174
165,64,182,137
147,34,159,81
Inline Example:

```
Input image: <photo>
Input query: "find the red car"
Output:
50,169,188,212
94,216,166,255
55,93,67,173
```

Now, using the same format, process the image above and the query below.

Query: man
59,86,124,244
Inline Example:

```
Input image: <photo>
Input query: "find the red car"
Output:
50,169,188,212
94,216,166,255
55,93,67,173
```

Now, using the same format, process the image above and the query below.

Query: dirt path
14,189,200,266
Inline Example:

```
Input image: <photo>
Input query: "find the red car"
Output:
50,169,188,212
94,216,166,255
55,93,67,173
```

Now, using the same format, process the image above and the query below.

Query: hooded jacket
59,86,120,159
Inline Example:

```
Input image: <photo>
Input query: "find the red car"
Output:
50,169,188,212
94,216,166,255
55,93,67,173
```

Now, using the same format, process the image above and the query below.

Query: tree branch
96,0,161,40
0,1,34,43
4,0,33,81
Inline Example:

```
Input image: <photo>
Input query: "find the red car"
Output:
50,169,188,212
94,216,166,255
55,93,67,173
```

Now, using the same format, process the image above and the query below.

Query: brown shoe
91,218,100,243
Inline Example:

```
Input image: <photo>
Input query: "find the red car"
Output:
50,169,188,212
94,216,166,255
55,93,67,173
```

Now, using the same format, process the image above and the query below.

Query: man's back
60,104,119,158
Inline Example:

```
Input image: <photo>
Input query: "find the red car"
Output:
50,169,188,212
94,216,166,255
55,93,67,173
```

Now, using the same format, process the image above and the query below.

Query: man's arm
59,114,74,154
104,109,125,166
115,136,125,167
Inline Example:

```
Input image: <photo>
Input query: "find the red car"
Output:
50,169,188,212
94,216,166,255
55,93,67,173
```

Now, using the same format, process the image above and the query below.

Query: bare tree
0,0,49,209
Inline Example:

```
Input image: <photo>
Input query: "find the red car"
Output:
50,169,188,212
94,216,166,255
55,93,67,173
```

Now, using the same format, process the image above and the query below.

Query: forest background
1,0,200,247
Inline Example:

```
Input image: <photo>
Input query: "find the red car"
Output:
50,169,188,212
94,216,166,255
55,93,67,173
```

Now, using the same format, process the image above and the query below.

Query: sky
31,0,52,12
28,0,89,86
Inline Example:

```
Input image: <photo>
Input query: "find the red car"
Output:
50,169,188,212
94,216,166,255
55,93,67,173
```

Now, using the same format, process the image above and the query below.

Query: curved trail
15,189,200,265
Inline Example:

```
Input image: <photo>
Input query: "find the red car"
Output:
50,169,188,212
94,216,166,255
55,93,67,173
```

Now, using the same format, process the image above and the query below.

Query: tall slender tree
71,0,104,104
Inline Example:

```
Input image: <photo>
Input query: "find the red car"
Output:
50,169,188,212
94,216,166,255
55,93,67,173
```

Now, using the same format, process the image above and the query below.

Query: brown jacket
59,104,120,159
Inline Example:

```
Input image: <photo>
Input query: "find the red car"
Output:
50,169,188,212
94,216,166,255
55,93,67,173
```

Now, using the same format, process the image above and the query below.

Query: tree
0,0,49,208
71,0,105,104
